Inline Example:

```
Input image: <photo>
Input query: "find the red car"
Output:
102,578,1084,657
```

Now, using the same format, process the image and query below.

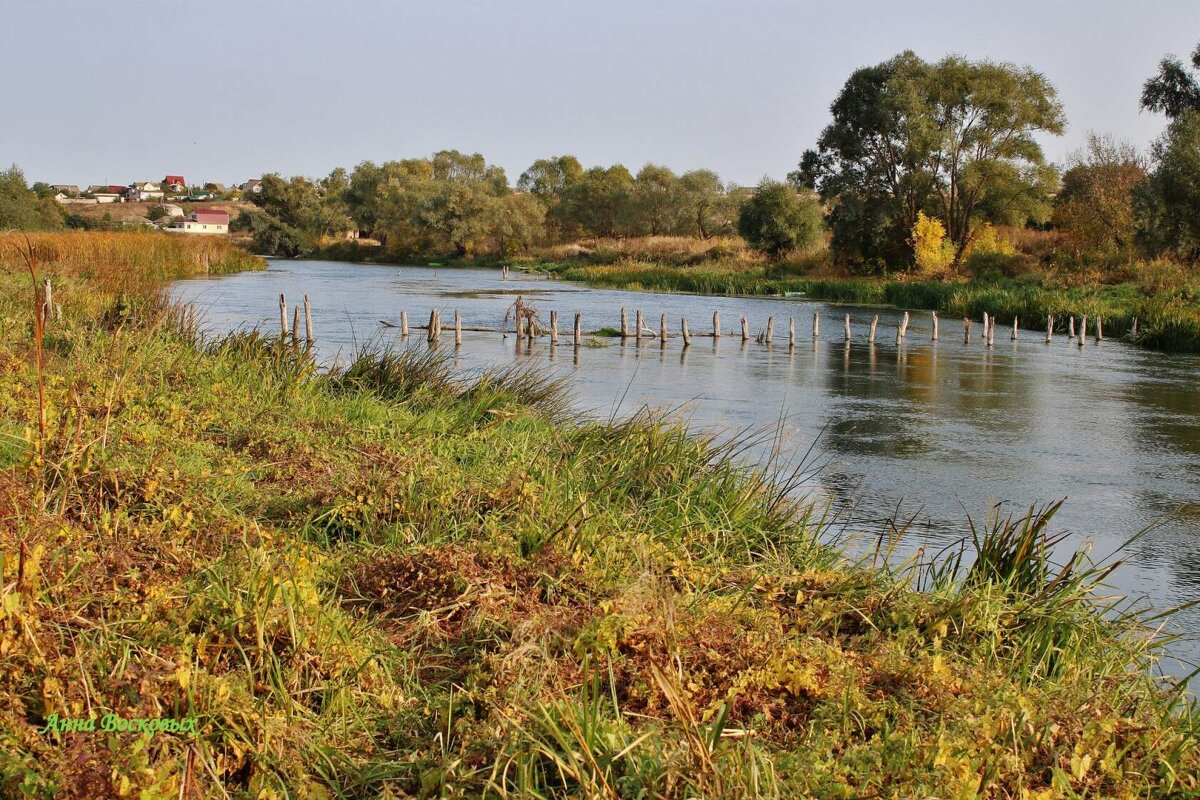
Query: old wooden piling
292,306,300,345
812,312,820,340
660,313,667,348
279,294,288,338
1046,314,1054,343
766,316,775,345
303,295,313,347
988,315,996,347
573,312,582,346
870,315,879,344
454,310,462,346
1011,316,1018,341
550,310,558,345
1078,315,1087,347
1068,316,1075,338
620,308,629,339
681,317,692,346
740,316,749,342
963,318,971,344
401,310,409,337
1131,317,1139,338
931,311,939,341
900,311,910,339
1095,316,1104,342
844,313,851,341
713,310,720,339
788,317,795,350
981,312,989,343
428,308,440,343
635,310,644,345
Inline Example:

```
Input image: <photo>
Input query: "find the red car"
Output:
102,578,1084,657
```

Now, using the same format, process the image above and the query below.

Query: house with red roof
168,208,229,234
163,175,187,192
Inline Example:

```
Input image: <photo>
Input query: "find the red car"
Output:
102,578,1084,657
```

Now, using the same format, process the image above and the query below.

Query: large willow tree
798,51,1064,271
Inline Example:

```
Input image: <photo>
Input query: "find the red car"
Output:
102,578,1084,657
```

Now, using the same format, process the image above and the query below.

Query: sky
3,0,1198,188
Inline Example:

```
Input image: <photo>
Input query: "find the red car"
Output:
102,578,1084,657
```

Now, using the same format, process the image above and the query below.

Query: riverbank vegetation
3,234,1200,797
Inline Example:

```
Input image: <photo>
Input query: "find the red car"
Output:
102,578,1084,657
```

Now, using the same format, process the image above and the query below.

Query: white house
168,208,229,234
125,182,164,202
239,178,262,194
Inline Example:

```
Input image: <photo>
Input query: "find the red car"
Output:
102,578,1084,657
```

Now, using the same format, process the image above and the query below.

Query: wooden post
400,310,408,337
42,278,52,327
279,294,288,338
428,308,438,343
963,318,971,344
292,306,300,345
765,316,775,344
812,312,820,340
900,311,910,338
454,310,462,346
895,322,902,345
574,312,582,346
713,310,720,338
635,310,644,345
981,312,988,344
1068,316,1075,338
1011,317,1018,341
526,311,534,343
620,308,629,339
550,310,558,345
740,316,749,342
660,312,667,348
988,315,996,347
788,317,795,350
1095,315,1103,342
1078,315,1086,347
1131,317,1139,338
303,295,313,347
931,311,938,341
1046,314,1054,343
844,313,851,342
681,317,692,347
869,315,879,344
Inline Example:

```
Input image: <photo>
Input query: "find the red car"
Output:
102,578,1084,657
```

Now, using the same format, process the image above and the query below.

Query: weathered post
620,308,629,340
1095,315,1104,342
526,311,534,343
981,312,989,344
681,317,692,347
279,294,288,338
427,308,438,343
635,310,644,345
550,310,558,345
1068,316,1075,338
303,295,313,347
988,315,996,347
1131,317,1139,338
900,311,910,339
788,317,795,350
740,316,749,342
766,316,775,345
895,322,902,345
1078,315,1087,347
931,311,939,341
1046,314,1054,343
963,318,972,344
573,312,582,347
713,310,720,339
844,313,851,342
812,312,820,340
660,312,667,348
1011,317,1018,341
292,306,300,345
869,314,879,344
401,310,409,337
454,309,462,346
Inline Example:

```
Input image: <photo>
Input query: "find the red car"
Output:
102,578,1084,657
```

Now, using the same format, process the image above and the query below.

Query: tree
678,169,734,239
1142,42,1200,119
1135,112,1200,261
0,164,63,230
1052,134,1147,261
517,155,583,240
231,209,309,257
559,165,635,238
737,180,824,256
629,164,681,236
800,51,1063,271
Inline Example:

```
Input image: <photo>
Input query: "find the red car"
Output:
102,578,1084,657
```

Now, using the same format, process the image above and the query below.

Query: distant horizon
4,0,1199,188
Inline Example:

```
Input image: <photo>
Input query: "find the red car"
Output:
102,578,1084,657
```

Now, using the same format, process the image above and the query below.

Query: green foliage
1053,134,1146,264
231,209,310,257
1142,40,1200,119
1135,112,1200,261
802,51,1063,272
0,164,63,231
737,180,824,256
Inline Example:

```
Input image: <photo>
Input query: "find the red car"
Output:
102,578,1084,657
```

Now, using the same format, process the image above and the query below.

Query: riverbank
8,233,1196,796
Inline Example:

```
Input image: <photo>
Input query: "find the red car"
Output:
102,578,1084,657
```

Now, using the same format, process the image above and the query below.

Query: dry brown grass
61,199,254,223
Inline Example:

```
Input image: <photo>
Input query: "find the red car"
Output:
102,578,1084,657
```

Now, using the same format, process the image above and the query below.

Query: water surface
172,259,1200,675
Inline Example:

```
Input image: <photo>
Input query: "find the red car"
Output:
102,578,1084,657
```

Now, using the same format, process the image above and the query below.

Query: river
171,258,1200,676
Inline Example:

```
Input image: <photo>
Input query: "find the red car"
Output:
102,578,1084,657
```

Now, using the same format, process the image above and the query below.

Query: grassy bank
544,260,1200,352
6,234,1196,797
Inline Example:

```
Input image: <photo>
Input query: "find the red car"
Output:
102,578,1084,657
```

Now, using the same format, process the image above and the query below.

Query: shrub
737,180,824,257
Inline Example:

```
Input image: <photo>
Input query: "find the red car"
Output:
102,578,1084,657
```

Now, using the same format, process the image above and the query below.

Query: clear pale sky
3,0,1198,188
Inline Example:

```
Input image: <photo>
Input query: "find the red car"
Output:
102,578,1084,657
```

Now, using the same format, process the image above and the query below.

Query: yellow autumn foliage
911,211,956,274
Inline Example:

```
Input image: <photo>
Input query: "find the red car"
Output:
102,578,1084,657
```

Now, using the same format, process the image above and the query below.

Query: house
125,182,164,202
163,175,187,192
239,179,262,194
91,192,123,204
51,184,80,197
168,208,229,234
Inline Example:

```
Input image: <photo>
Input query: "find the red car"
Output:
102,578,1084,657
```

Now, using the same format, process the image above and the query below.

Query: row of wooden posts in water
271,292,1130,351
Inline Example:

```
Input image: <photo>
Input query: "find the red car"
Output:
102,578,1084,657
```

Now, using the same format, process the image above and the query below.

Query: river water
171,259,1200,675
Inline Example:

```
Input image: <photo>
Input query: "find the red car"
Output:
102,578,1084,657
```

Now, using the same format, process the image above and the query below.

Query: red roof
192,209,229,225
164,175,186,186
